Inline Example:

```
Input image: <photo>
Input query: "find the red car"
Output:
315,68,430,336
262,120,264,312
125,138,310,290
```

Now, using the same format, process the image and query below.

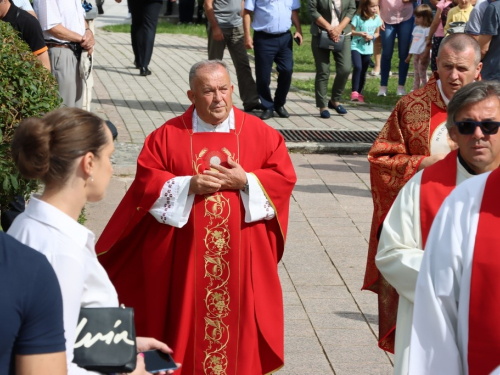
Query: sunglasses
455,121,500,135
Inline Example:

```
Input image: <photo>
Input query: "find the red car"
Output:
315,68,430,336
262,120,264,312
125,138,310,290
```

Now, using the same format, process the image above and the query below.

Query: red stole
191,132,244,373
468,167,500,374
420,150,458,247
429,102,448,136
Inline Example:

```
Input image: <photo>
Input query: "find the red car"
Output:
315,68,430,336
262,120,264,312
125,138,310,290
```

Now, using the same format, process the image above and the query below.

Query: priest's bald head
436,34,482,101
446,81,500,175
187,60,234,126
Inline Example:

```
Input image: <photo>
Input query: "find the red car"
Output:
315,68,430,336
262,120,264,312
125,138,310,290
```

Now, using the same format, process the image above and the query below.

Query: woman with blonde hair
8,108,178,375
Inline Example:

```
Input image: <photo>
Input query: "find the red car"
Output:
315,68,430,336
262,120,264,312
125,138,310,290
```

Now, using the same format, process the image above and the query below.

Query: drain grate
278,129,379,143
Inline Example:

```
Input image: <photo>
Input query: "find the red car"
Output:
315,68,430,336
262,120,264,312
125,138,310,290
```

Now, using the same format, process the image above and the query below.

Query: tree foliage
0,22,62,210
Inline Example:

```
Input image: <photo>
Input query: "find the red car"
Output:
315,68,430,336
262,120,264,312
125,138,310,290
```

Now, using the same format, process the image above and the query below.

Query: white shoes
396,86,407,96
377,87,388,96
126,12,131,18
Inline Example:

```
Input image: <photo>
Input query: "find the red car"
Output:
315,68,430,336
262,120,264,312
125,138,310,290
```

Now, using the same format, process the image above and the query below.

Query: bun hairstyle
11,108,109,186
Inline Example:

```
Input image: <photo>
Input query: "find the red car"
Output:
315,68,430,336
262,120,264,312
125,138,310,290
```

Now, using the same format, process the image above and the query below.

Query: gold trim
194,198,198,374
203,193,231,375
249,172,285,241
235,195,242,374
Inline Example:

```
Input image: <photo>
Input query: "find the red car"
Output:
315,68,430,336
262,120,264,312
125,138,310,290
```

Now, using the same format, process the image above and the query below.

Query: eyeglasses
455,121,500,135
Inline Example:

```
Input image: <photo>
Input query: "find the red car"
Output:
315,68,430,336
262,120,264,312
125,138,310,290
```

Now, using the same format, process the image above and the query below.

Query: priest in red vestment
362,33,483,354
96,60,296,375
410,81,500,375
376,81,500,374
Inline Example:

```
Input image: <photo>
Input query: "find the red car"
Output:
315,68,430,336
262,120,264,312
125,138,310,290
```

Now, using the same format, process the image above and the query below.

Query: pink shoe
357,94,365,103
351,91,359,101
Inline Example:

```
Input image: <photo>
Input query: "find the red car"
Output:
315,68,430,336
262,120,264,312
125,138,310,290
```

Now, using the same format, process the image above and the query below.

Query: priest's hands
189,157,247,195
189,174,222,195
205,157,247,191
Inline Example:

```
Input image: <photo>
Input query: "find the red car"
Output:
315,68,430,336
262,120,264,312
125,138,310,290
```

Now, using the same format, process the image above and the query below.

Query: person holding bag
7,108,178,375
309,0,356,118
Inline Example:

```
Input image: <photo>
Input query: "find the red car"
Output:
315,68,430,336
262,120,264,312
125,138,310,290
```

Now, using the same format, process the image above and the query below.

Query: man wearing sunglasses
375,81,500,375
362,33,482,361
410,80,500,374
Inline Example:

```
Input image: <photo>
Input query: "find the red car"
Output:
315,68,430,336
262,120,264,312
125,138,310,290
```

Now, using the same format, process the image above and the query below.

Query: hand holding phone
294,36,301,46
142,350,179,373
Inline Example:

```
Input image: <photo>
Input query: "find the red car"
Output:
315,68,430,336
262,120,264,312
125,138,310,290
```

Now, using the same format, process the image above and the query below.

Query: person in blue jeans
351,0,382,103
377,0,414,97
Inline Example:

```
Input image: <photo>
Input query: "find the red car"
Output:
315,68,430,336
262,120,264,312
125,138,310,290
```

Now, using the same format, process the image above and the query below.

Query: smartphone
294,36,301,45
142,350,178,373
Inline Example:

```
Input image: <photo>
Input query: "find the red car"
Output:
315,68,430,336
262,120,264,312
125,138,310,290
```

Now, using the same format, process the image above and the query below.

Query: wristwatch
242,181,249,195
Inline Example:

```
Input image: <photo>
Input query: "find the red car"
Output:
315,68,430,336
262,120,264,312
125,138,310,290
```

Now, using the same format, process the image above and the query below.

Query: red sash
190,132,249,374
468,167,500,374
429,102,448,138
420,150,458,247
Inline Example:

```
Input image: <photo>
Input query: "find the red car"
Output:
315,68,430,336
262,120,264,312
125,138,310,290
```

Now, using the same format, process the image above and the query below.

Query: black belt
254,30,290,37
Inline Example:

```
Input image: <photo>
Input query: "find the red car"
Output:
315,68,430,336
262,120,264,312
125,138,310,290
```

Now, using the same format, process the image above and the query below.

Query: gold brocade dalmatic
363,74,447,353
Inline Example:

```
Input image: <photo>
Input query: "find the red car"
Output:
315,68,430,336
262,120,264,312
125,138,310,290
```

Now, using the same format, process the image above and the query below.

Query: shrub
299,0,311,25
0,22,62,211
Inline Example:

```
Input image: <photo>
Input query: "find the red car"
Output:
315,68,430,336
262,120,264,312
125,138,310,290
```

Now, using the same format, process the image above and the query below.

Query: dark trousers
253,31,293,110
311,35,352,108
179,0,195,23
351,50,371,94
207,24,260,110
129,0,162,69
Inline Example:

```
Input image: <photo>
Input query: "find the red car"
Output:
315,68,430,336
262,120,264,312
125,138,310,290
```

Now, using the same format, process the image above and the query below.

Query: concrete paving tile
283,291,302,306
285,336,324,353
333,363,393,374
282,353,334,374
316,328,378,347
284,305,310,320
302,298,360,314
296,285,352,299
288,272,344,286
285,319,317,338
309,313,369,330
325,344,391,364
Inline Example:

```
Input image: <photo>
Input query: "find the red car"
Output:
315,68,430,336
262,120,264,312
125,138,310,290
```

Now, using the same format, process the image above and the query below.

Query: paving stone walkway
85,3,395,374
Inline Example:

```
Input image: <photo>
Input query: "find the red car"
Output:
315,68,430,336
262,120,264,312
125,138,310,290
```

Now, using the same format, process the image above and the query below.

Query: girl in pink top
377,0,415,97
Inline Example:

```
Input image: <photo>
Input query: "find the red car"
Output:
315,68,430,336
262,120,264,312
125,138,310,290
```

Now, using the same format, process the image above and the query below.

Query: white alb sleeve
149,176,195,228
240,173,275,223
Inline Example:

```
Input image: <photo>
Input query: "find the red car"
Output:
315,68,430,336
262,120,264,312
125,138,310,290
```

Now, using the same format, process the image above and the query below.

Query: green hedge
299,0,312,25
0,22,62,211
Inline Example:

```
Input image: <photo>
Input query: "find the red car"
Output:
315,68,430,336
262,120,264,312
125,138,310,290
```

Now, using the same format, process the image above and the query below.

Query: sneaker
370,71,380,77
397,86,406,96
126,12,132,19
377,87,387,97
351,91,359,101
357,94,365,103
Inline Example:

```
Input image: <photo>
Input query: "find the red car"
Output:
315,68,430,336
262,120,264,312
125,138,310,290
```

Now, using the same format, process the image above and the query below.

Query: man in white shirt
34,0,95,107
377,80,500,374
96,60,296,375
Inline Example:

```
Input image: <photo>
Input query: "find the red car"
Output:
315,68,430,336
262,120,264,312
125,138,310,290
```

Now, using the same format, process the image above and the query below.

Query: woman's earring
90,175,94,182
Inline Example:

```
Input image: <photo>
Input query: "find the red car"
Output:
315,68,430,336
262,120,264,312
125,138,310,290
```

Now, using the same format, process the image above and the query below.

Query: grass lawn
103,22,208,38
103,22,414,106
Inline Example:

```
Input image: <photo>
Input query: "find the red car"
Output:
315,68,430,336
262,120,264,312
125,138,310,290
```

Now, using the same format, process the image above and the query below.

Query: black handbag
73,306,137,373
318,30,346,51
318,0,346,51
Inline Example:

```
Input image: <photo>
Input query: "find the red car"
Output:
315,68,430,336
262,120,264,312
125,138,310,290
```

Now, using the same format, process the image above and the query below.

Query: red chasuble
96,106,296,375
363,75,449,352
468,168,500,375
